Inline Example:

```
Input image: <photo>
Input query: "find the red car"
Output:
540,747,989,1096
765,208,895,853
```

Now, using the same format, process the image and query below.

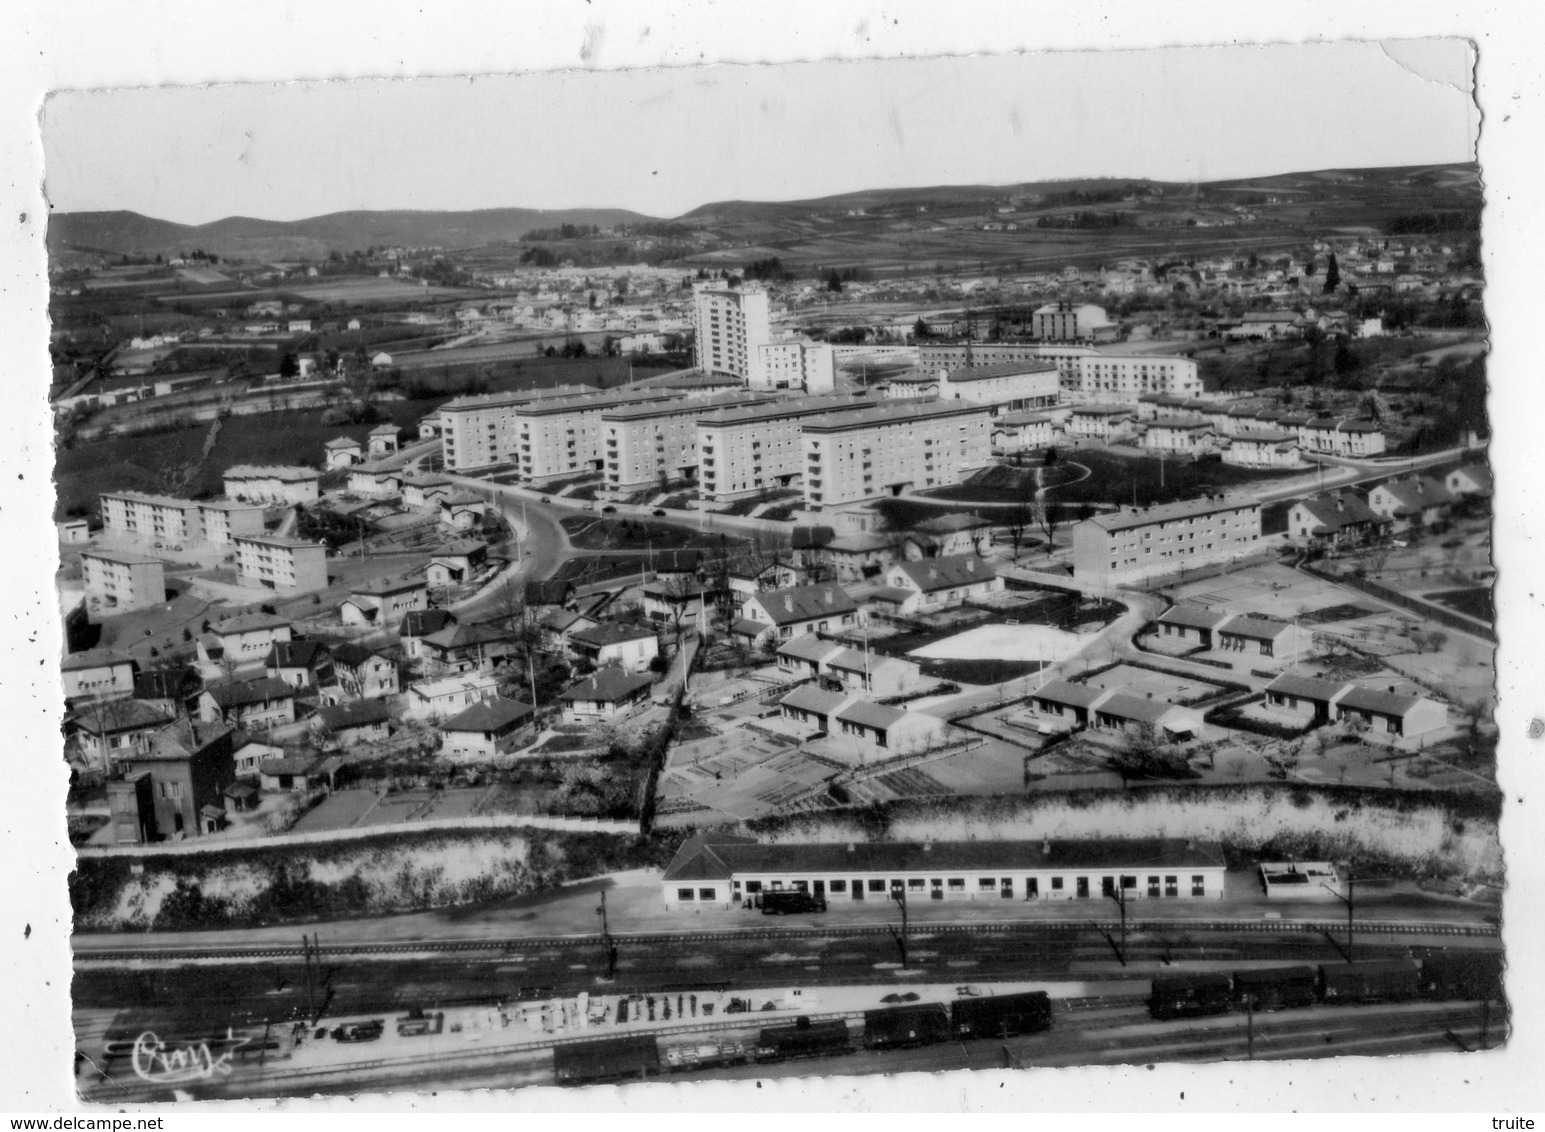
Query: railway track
73,916,1498,963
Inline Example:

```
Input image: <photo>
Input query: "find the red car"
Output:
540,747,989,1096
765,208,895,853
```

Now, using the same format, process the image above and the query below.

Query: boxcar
1148,972,1233,1020
1231,966,1318,1012
950,991,1053,1040
1319,959,1421,1004
862,1003,952,1050
1419,951,1505,1001
553,1036,661,1086
755,1018,853,1062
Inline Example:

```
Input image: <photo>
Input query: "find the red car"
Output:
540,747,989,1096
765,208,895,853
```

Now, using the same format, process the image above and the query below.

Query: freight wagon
1231,966,1318,1012
1149,972,1233,1020
862,1003,952,1050
1418,951,1505,1002
1319,959,1422,1004
755,1018,853,1062
950,991,1053,1040
553,1036,662,1086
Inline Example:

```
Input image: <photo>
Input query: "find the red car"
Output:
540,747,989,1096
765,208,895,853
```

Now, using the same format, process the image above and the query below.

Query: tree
278,352,300,379
825,269,844,293
1322,252,1341,294
912,317,932,341
1032,498,1061,556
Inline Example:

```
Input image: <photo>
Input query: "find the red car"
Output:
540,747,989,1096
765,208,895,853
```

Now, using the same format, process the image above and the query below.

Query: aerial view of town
46,57,1500,1102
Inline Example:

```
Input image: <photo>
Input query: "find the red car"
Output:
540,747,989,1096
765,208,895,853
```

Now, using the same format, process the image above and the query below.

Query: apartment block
196,500,267,545
939,361,1059,410
1072,496,1263,587
233,534,329,592
601,392,767,493
437,383,596,472
693,281,772,386
81,548,166,613
1032,301,1117,341
1063,353,1202,402
222,465,321,505
801,400,992,511
100,490,201,544
512,388,680,484
755,340,836,393
697,395,869,503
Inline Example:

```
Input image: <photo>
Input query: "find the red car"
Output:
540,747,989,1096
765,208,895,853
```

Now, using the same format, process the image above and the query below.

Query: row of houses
1288,465,1489,547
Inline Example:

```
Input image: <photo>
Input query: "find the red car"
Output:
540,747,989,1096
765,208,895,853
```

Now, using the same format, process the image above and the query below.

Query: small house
559,667,654,724
440,697,537,761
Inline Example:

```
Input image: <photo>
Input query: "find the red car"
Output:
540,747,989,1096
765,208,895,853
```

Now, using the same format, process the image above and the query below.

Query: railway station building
660,834,1227,911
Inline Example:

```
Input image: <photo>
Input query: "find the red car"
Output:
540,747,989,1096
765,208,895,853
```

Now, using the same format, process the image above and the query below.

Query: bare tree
1032,498,1061,556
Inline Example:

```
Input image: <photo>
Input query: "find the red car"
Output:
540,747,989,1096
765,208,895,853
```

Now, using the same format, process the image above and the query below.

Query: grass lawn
928,450,1303,511
1425,586,1494,623
560,515,748,553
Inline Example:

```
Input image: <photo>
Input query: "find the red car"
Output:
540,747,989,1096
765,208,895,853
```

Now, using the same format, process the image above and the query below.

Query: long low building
1072,495,1263,587
661,834,1227,910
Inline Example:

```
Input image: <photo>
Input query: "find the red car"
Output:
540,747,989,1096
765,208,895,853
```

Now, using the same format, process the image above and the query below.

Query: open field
908,622,1087,663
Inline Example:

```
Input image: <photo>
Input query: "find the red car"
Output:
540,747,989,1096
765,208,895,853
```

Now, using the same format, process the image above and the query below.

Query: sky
41,38,1479,225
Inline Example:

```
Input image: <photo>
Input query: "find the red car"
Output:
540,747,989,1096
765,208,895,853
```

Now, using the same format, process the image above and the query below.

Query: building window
698,888,717,901
829,880,847,893
745,880,762,893
677,888,695,901
947,878,965,891
1050,877,1064,891
1191,875,1206,897
868,879,886,893
908,878,925,891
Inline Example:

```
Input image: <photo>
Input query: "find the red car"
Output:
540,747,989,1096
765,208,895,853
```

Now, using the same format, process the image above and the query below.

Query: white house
878,555,1000,615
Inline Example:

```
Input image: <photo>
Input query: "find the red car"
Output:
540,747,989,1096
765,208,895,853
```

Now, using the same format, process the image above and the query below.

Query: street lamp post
1106,882,1129,966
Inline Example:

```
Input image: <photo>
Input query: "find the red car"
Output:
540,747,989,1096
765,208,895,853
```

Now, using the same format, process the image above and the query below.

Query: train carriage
1318,959,1421,1004
1231,966,1318,1012
862,1003,952,1050
1419,951,1505,1001
1148,972,1233,1020
755,1018,853,1062
950,991,1053,1040
553,1035,662,1086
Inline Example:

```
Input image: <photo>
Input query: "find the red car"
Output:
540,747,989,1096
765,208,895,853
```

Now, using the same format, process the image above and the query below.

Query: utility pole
889,887,909,969
597,890,617,979
1105,882,1129,965
1245,992,1256,1060
1321,864,1355,962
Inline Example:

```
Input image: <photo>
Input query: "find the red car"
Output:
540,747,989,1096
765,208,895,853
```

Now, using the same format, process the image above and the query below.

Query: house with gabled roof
559,667,655,724
733,583,858,648
1332,683,1449,740
339,574,428,628
107,720,238,842
1367,476,1455,532
880,555,1000,615
425,539,489,587
570,622,660,673
900,514,992,560
1288,491,1390,548
324,436,364,469
399,608,456,658
1028,678,1108,732
421,620,516,673
1263,673,1346,726
328,642,399,699
311,698,392,747
1445,464,1493,499
69,699,175,768
263,639,335,692
832,699,948,754
1216,614,1306,661
438,494,490,531
196,675,297,731
197,612,293,676
775,635,844,681
440,697,536,761
1153,604,1233,649
62,648,138,705
778,684,853,732
1091,693,1203,740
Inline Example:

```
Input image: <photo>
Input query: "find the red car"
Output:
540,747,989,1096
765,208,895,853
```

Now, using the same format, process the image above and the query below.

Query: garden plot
658,731,838,823
908,622,1086,662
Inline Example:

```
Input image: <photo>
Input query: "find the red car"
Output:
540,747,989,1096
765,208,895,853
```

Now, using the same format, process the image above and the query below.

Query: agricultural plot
1079,663,1227,705
286,277,478,304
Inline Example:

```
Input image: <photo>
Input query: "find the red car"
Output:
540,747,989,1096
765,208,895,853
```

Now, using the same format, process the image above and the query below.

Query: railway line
73,915,1498,964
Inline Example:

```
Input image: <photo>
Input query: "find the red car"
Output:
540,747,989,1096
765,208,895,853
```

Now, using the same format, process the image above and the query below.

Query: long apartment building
81,548,166,613
100,491,266,547
222,465,321,505
509,388,682,485
233,534,329,592
802,400,993,511
1072,496,1263,587
1060,350,1202,402
692,281,772,387
600,392,768,494
437,383,597,472
696,395,871,503
755,340,836,393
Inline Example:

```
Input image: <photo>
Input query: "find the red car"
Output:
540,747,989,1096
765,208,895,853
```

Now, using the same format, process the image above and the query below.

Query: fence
1298,561,1495,643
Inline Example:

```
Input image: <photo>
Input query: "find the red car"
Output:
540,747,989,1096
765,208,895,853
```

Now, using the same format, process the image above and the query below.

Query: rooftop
801,398,989,433
560,667,654,703
1085,496,1257,533
662,835,1227,884
750,583,858,625
441,697,535,733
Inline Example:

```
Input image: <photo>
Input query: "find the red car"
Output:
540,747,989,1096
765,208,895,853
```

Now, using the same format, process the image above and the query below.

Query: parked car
652,509,667,517
601,505,617,514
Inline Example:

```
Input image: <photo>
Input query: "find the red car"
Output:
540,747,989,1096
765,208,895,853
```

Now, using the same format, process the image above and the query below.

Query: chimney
823,588,834,605
1147,691,1154,700
923,841,932,853
1042,839,1052,856
1389,685,1396,694
1335,497,1344,513
847,842,855,853
784,595,794,613
966,559,975,574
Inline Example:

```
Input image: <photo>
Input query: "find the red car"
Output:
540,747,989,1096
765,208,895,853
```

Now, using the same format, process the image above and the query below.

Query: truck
950,991,1053,1040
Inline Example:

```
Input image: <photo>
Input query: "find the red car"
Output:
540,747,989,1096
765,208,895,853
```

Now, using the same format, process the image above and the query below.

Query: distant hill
49,163,1479,262
47,206,656,261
